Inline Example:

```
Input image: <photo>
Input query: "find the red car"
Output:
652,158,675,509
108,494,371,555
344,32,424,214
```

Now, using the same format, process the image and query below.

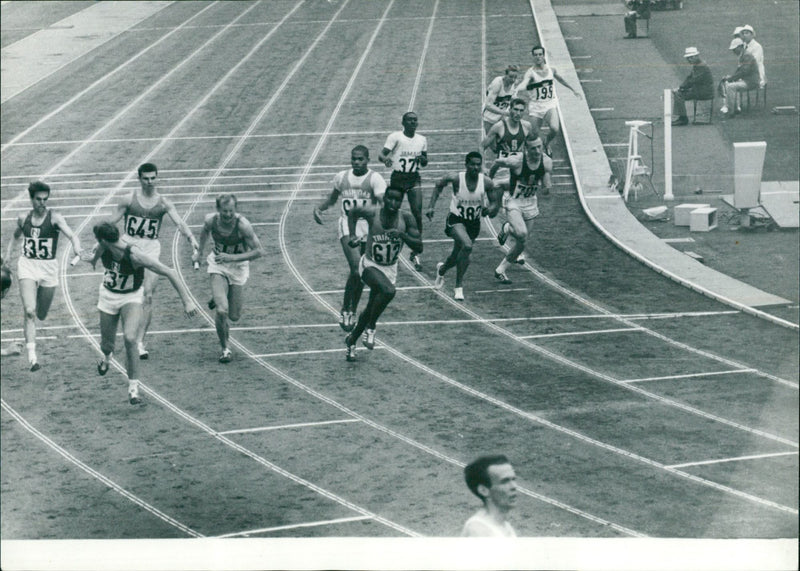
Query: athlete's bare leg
211,274,230,350
340,236,364,313
99,310,121,363
19,279,54,367
349,267,395,339
135,270,159,352
406,185,424,255
119,302,142,382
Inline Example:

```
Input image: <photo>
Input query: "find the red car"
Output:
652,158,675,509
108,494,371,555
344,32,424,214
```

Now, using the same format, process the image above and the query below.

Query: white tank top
449,172,486,221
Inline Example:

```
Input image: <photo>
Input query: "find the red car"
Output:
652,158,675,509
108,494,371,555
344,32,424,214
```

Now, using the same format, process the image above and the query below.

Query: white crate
674,203,710,226
690,207,718,232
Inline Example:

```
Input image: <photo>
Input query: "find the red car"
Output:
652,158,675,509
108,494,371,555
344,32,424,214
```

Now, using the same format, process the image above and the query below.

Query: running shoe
363,328,376,350
497,222,509,246
345,336,357,362
454,287,464,301
339,310,347,331
494,271,512,285
208,298,216,310
409,252,422,270
434,262,445,289
97,359,109,376
128,382,142,405
219,348,232,364
138,342,149,360
29,362,41,372
343,311,355,332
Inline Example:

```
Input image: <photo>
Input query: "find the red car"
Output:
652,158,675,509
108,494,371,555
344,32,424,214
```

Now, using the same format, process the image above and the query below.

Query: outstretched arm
52,212,83,258
164,198,199,250
553,68,582,99
426,172,456,220
192,215,214,266
484,178,501,218
398,212,422,252
314,187,341,224
129,248,197,316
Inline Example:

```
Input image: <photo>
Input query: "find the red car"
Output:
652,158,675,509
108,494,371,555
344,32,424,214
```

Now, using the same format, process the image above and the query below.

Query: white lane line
0,128,482,149
580,79,602,83
572,55,592,59
188,222,278,228
0,3,219,154
218,419,362,435
407,0,439,111
519,327,640,339
215,516,372,538
56,0,419,539
473,287,531,294
1,400,202,537
667,451,799,470
251,347,384,358
603,143,629,147
590,107,614,111
621,369,759,384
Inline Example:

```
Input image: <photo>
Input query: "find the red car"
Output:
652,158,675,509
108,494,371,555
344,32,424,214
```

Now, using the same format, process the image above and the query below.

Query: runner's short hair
216,193,238,208
28,181,51,198
352,145,370,158
531,45,545,56
93,222,120,243
465,151,483,165
464,455,511,500
137,163,158,178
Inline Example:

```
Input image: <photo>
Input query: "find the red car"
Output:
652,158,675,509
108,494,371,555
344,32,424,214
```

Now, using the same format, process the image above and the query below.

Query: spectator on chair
740,25,766,88
671,47,714,126
624,0,651,39
719,38,759,118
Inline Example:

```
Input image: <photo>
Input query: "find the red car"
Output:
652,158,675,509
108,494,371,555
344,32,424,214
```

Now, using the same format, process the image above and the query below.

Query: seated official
719,37,759,117
671,46,714,125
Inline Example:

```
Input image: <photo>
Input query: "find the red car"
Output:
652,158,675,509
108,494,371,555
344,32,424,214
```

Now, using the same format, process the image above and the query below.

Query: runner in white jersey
425,152,501,301
517,45,581,157
106,163,199,360
314,145,386,331
482,65,520,135
493,134,552,285
378,112,428,270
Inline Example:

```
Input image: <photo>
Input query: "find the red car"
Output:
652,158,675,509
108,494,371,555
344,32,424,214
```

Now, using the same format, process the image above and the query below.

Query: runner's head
525,133,544,160
137,162,158,193
28,181,51,214
401,112,418,134
509,98,527,121
383,186,404,213
93,221,120,245
351,145,370,176
531,45,546,64
215,193,238,224
465,151,483,175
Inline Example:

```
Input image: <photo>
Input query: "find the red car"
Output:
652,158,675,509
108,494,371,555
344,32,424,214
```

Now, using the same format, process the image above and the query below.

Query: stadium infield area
1,1,797,570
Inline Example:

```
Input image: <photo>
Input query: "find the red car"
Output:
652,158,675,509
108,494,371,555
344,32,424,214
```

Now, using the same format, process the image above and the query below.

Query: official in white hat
671,47,713,125
738,25,765,87
720,37,760,116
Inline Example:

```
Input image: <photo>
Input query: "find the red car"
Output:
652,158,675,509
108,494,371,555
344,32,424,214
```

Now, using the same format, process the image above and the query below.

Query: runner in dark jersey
193,194,264,363
343,187,421,361
86,222,197,405
4,181,83,371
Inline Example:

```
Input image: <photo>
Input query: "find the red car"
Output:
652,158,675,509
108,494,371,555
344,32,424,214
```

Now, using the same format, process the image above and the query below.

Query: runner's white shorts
359,254,398,285
121,235,161,260
506,196,540,220
337,216,369,243
17,256,58,288
97,283,143,315
207,253,249,286
527,99,558,120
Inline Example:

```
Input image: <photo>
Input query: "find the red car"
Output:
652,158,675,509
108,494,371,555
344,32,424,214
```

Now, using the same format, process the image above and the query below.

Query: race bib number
457,204,483,220
397,156,419,173
125,215,160,239
23,237,54,260
342,197,369,214
371,241,401,265
531,82,554,101
214,242,245,255
516,183,538,199
103,267,136,292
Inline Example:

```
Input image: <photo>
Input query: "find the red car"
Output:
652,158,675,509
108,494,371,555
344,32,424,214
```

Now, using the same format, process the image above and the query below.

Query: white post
663,88,674,200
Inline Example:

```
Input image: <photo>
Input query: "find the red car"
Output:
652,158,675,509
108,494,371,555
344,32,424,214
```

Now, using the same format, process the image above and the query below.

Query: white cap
741,24,754,34
729,38,744,50
684,47,700,58
732,26,744,36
